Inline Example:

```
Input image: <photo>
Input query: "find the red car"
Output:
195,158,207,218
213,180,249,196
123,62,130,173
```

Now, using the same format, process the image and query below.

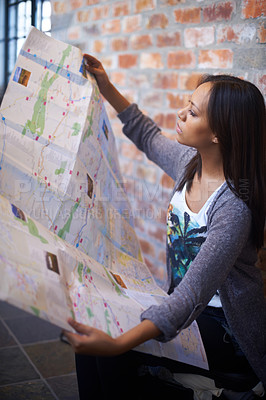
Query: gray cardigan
118,104,266,386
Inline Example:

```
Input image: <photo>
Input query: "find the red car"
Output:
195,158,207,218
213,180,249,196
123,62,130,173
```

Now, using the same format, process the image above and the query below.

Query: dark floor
0,300,79,400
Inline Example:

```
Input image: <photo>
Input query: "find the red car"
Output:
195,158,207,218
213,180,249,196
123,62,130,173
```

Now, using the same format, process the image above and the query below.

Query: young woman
63,55,266,399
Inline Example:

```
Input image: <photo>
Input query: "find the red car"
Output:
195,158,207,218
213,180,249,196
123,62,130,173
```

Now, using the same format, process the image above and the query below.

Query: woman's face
176,82,217,149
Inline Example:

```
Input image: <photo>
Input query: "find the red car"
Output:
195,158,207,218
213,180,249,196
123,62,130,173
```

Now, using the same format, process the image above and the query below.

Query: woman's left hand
62,318,121,356
63,317,161,356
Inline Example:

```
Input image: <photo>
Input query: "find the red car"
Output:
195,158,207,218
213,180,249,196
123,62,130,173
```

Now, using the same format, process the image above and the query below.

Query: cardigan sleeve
117,103,195,181
140,194,253,342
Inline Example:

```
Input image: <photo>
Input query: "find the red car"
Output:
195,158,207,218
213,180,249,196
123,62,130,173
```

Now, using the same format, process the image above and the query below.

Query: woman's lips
176,121,182,134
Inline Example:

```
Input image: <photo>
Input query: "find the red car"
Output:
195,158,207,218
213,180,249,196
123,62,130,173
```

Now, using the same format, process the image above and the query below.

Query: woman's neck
198,147,225,186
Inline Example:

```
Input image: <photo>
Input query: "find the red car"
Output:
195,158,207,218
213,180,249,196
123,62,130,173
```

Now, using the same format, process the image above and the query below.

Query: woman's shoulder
207,181,252,224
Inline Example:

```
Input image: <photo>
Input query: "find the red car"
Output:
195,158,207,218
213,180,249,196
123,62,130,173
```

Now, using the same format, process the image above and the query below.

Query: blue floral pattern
167,203,207,286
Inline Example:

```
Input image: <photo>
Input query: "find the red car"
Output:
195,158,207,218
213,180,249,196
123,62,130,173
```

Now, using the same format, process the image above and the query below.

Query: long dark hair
178,75,266,250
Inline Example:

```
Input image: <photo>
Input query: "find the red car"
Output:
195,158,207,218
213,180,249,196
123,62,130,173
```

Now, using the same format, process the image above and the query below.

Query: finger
62,330,86,352
62,329,77,344
67,318,91,335
84,65,103,75
83,54,100,66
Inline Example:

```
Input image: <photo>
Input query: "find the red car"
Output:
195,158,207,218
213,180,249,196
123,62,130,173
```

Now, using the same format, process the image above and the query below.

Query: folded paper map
0,27,208,370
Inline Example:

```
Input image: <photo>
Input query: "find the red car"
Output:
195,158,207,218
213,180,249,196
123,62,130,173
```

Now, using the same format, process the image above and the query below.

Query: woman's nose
177,107,186,121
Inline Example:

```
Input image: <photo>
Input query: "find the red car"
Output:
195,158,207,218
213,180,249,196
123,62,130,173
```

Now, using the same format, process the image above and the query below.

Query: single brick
217,24,256,44
199,49,233,68
70,0,82,9
92,5,109,20
166,93,190,109
102,19,121,34
142,91,164,108
153,113,177,129
86,0,100,4
140,53,164,69
140,239,156,257
52,1,66,14
123,15,142,33
242,0,266,19
113,1,130,17
157,31,181,47
203,1,235,22
152,72,179,89
130,34,152,50
110,71,126,86
111,37,128,51
168,50,196,69
135,0,155,13
76,10,90,23
174,7,201,24
184,27,215,48
128,73,149,88
101,56,114,69
119,54,138,68
93,39,105,53
147,13,168,29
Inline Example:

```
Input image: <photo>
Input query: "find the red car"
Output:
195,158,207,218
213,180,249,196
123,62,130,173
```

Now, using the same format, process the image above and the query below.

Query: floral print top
167,184,221,307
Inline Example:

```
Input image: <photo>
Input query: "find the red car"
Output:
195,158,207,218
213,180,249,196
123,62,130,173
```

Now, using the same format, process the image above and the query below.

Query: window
0,0,51,101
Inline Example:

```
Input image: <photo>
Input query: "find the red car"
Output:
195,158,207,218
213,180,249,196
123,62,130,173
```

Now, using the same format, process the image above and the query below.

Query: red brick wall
51,0,266,288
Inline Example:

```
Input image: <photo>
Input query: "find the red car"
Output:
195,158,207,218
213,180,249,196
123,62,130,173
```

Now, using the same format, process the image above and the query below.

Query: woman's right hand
83,54,130,113
83,54,110,94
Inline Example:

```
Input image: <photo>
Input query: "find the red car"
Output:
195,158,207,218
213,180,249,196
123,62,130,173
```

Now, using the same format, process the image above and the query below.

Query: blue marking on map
20,49,88,87
0,114,7,171
1,117,74,160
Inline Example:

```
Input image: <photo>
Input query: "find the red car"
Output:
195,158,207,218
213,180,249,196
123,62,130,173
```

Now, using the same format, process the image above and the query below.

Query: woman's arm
84,54,130,113
84,54,194,181
63,318,161,356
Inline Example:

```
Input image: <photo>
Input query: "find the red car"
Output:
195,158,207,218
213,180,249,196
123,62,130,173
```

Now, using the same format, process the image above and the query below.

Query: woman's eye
189,109,196,117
